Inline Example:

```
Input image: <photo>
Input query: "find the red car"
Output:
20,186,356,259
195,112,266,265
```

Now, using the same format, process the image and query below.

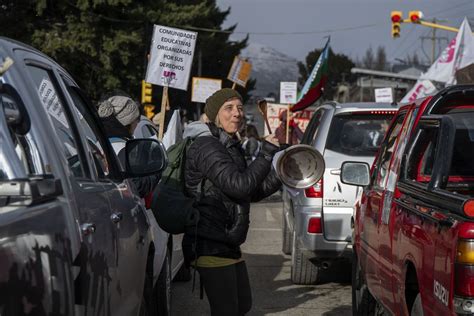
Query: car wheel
282,210,292,255
352,250,376,315
291,227,319,284
410,293,423,316
173,263,192,282
155,247,172,316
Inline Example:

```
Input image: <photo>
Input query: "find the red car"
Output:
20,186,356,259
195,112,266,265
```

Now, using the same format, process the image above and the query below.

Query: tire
290,228,319,284
282,210,292,255
173,263,192,282
352,251,376,315
155,247,172,316
410,293,423,316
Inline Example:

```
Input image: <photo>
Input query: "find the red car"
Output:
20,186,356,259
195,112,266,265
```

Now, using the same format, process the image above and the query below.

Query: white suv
282,102,397,284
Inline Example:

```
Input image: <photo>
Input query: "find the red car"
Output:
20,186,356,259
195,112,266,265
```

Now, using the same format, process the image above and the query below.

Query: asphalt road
171,199,352,316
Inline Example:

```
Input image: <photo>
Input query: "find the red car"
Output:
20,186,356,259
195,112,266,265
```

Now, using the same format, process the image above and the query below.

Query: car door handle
330,169,341,175
111,212,123,223
81,223,96,235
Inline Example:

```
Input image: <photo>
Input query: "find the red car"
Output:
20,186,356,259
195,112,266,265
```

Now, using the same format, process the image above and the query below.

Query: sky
216,0,474,65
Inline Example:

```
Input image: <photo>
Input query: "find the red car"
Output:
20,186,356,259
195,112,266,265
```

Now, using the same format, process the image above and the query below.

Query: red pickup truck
341,85,474,316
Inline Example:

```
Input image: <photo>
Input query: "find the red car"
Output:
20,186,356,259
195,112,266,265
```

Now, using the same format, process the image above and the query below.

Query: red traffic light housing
391,11,402,23
391,11,402,38
409,11,423,23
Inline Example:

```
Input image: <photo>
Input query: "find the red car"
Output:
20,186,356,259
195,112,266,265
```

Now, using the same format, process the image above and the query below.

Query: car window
26,65,86,178
447,111,474,178
406,127,439,183
371,114,405,189
326,113,393,157
302,109,324,145
409,111,474,186
0,91,48,179
62,81,112,179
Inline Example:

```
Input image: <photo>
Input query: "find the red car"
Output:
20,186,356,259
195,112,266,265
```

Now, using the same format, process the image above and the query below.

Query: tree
0,0,253,117
298,47,355,101
362,47,375,69
375,46,387,71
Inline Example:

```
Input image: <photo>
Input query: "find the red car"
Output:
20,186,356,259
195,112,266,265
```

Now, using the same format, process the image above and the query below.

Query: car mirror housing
340,161,370,186
125,138,168,177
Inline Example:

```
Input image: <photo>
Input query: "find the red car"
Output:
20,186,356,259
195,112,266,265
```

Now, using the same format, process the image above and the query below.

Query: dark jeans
197,261,252,316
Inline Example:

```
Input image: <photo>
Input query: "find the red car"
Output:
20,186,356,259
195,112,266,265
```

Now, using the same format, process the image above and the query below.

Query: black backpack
151,137,199,234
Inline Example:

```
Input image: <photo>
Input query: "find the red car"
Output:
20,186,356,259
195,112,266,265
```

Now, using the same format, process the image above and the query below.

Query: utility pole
420,19,449,64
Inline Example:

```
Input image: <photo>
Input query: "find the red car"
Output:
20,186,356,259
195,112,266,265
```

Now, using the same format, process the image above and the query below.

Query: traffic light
143,104,155,119
141,80,152,104
391,11,402,38
409,11,423,23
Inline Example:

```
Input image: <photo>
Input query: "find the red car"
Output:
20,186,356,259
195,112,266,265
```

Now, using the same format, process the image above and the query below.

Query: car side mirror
0,176,63,208
340,161,370,186
125,138,168,177
0,83,31,136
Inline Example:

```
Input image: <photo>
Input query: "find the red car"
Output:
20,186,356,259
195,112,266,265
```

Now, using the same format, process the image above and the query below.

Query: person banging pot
182,88,281,315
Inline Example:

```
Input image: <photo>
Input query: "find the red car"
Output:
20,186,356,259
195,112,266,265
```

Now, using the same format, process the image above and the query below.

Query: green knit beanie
204,88,242,122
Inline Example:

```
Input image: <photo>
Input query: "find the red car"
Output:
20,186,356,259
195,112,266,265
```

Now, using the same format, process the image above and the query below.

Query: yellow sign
227,56,252,87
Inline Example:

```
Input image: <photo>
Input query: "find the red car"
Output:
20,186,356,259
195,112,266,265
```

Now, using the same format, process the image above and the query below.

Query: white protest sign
145,25,197,91
374,87,393,103
280,82,297,104
38,78,69,128
191,77,222,103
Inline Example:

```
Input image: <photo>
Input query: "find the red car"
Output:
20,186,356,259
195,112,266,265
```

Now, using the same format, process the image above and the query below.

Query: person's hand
259,139,280,160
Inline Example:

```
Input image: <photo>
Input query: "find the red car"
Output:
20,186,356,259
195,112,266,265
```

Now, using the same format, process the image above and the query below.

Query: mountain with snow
241,43,299,99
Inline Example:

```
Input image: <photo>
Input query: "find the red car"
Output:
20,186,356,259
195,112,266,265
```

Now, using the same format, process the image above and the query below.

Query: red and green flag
291,38,330,112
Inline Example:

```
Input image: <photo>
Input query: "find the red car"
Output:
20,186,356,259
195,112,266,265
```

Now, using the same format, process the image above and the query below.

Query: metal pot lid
276,144,325,189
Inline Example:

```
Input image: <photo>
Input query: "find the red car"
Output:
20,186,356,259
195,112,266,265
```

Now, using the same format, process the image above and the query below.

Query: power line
182,22,382,36
428,0,474,17
389,24,418,59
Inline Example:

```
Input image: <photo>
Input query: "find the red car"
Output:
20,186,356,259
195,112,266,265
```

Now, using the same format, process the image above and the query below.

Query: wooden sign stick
159,86,168,140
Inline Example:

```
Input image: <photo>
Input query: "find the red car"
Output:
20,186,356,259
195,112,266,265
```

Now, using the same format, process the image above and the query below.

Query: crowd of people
95,88,304,315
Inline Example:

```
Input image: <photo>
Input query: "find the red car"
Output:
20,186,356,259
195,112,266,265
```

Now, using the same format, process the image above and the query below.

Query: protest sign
280,82,297,104
227,56,252,87
145,25,197,91
266,103,315,136
374,88,393,103
191,77,222,103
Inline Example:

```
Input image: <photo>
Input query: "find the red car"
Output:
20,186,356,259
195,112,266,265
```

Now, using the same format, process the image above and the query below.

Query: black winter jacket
183,123,281,262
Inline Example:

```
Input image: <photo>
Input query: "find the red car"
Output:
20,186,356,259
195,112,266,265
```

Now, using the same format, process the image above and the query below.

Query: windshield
326,113,393,156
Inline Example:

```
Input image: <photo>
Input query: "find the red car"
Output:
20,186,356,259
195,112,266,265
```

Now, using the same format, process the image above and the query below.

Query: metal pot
275,144,325,189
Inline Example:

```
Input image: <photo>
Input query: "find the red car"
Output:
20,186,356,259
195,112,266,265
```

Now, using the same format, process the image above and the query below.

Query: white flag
400,79,437,103
402,18,474,103
421,18,474,84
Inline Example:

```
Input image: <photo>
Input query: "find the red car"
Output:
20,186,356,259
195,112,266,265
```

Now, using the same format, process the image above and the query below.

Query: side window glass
372,114,404,189
302,109,323,144
63,82,112,179
26,65,86,178
406,128,439,183
0,91,48,179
